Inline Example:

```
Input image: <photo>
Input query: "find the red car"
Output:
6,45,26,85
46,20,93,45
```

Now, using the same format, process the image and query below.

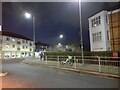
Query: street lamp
58,43,62,46
59,34,63,39
24,12,35,58
78,0,84,65
25,13,31,19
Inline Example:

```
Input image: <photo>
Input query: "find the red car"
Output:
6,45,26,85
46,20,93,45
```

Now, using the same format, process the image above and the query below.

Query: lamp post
78,0,84,65
25,12,35,58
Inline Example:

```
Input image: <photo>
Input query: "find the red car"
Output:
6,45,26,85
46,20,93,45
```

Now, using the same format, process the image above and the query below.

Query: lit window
6,44,9,48
91,16,101,27
12,38,15,41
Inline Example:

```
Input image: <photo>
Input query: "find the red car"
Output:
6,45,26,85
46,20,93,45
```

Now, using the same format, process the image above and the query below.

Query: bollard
98,56,101,72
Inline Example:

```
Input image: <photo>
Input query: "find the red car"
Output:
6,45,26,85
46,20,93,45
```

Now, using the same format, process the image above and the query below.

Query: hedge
44,51,120,57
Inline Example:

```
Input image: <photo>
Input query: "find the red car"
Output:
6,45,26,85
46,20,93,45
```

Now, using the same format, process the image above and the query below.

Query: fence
26,56,120,76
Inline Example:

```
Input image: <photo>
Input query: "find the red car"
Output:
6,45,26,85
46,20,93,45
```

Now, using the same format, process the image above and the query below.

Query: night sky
2,2,118,51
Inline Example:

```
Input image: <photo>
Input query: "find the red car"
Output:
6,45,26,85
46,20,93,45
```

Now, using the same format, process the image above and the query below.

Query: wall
109,10,120,51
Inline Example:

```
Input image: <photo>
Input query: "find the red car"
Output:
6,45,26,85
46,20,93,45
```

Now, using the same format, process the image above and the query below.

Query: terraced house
0,31,34,60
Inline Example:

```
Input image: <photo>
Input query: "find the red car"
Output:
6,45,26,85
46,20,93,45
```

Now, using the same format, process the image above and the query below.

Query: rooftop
0,31,32,41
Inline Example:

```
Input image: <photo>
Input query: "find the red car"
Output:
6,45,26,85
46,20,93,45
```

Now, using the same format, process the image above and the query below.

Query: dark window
106,15,108,24
30,42,32,46
17,47,20,51
17,41,21,44
23,40,25,43
6,37,10,41
12,45,15,48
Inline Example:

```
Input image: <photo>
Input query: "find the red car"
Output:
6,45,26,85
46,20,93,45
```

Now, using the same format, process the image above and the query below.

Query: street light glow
58,43,62,46
25,12,31,19
59,34,63,39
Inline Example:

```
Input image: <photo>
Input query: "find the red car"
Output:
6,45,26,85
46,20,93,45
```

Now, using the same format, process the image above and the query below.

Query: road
1,60,119,88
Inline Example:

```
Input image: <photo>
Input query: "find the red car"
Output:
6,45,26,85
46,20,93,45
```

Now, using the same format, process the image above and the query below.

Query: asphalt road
1,60,119,88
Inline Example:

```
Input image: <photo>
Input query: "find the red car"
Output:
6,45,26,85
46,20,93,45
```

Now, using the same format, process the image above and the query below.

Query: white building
0,31,34,60
88,11,111,51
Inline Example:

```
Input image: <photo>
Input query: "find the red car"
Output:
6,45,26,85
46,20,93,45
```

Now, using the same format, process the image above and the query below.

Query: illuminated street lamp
25,12,31,19
24,12,35,58
59,34,63,39
58,43,62,46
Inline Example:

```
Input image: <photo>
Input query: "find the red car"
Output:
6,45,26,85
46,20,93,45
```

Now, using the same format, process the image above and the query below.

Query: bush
44,51,120,57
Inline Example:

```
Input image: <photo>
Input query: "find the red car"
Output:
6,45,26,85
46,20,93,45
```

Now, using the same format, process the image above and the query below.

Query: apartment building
35,41,48,52
0,31,34,60
88,11,111,51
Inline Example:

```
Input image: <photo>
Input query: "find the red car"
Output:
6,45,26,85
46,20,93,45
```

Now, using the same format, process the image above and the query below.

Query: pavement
1,59,120,88
23,59,120,79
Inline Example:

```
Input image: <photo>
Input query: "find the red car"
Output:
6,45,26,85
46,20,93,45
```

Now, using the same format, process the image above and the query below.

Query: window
92,19,94,27
26,46,28,49
106,15,108,24
17,47,20,51
12,38,15,41
91,16,101,27
107,31,110,41
17,41,21,44
30,48,31,51
23,40,25,43
94,33,97,42
99,32,102,41
6,37,10,41
98,16,101,24
26,40,28,43
12,45,15,48
92,34,95,42
96,33,99,41
6,44,9,48
92,32,102,43
30,42,32,46
23,46,25,49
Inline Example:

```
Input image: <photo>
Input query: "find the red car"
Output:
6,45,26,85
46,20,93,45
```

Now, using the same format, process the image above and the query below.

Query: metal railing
26,56,120,76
